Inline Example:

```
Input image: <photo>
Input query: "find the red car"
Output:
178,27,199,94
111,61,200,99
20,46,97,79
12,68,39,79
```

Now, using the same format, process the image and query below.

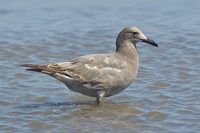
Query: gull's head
116,26,158,47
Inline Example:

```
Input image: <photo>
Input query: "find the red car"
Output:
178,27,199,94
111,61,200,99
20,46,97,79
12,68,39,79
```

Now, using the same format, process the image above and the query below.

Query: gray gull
20,26,158,104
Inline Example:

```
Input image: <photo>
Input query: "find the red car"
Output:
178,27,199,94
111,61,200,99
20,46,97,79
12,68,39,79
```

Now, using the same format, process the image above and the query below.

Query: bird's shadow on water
18,101,95,109
16,100,138,120
17,100,133,110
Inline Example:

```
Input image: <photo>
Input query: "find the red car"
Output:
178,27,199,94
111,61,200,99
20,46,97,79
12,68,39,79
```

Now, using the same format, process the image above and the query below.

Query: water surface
0,0,200,132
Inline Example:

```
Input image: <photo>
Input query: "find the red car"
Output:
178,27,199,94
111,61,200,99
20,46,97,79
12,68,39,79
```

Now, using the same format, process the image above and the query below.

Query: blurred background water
0,0,200,132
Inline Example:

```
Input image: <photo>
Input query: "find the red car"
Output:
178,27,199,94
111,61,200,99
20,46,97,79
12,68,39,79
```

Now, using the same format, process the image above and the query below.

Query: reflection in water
18,100,142,132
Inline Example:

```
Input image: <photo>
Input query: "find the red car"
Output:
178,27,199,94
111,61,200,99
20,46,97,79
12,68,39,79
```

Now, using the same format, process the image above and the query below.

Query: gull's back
46,53,138,97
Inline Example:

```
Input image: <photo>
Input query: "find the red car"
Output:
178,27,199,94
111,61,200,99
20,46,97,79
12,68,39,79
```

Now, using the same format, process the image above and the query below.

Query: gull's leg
96,91,105,104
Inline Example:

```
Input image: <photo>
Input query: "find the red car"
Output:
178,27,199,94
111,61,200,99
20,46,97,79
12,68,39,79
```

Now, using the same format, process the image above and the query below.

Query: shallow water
0,0,200,132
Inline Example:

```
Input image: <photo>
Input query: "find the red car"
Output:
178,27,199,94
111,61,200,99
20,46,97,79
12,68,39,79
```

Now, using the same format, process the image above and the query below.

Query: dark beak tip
154,43,158,47
141,38,158,47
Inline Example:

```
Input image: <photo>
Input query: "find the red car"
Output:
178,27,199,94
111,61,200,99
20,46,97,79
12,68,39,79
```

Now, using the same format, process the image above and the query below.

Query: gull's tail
19,63,65,76
19,63,72,83
19,64,53,74
19,64,47,72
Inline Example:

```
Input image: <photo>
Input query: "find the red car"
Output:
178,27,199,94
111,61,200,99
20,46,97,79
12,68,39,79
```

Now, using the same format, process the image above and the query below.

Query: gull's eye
132,32,139,35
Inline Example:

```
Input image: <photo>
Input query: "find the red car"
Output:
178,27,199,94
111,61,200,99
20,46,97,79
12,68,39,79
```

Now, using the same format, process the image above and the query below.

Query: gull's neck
116,40,138,59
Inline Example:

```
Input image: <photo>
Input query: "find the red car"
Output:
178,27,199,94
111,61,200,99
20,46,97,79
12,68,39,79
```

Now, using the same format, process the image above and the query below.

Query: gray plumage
20,26,158,104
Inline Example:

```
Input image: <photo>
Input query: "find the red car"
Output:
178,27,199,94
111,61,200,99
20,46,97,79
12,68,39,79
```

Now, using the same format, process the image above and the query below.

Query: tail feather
19,63,65,76
19,64,47,72
19,63,73,82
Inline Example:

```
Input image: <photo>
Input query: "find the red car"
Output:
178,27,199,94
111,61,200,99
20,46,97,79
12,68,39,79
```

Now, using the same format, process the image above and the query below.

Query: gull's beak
141,38,158,47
